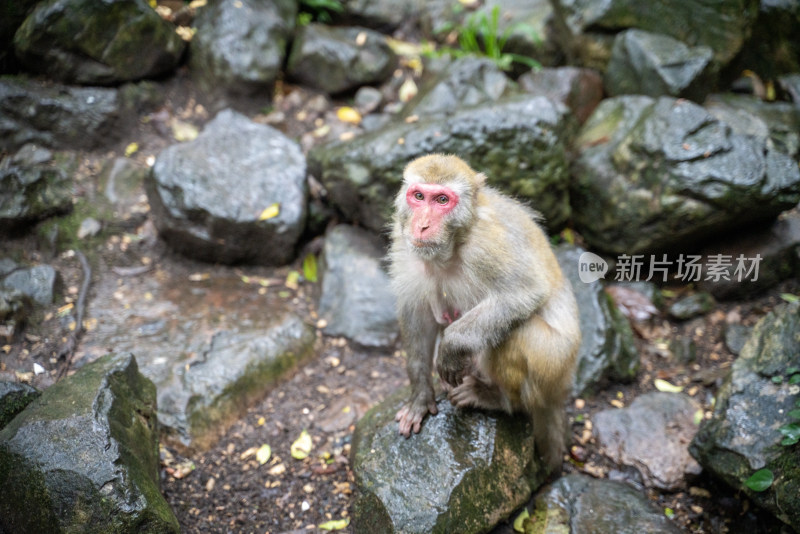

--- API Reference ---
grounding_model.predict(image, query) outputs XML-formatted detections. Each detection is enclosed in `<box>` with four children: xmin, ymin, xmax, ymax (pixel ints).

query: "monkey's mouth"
<box><xmin>410</xmin><ymin>238</ymin><xmax>437</xmax><ymax>248</ymax></box>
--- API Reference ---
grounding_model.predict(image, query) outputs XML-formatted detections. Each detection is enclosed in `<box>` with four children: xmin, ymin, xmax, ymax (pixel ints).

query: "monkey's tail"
<box><xmin>532</xmin><ymin>404</ymin><xmax>566</xmax><ymax>474</ymax></box>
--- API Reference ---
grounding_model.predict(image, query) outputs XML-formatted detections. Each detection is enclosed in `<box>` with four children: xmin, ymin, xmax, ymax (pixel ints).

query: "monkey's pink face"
<box><xmin>405</xmin><ymin>183</ymin><xmax>460</xmax><ymax>246</ymax></box>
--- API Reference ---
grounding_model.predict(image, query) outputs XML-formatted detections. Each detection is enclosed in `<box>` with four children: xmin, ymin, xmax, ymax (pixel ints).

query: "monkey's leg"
<box><xmin>395</xmin><ymin>313</ymin><xmax>440</xmax><ymax>437</ymax></box>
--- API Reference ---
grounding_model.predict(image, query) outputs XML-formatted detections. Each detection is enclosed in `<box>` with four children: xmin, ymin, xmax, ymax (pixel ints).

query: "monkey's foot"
<box><xmin>395</xmin><ymin>399</ymin><xmax>438</xmax><ymax>437</ymax></box>
<box><xmin>448</xmin><ymin>375</ymin><xmax>505</xmax><ymax>411</ymax></box>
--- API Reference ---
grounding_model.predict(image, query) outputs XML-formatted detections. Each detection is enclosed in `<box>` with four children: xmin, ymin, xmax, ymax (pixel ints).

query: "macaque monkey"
<box><xmin>389</xmin><ymin>154</ymin><xmax>581</xmax><ymax>471</ymax></box>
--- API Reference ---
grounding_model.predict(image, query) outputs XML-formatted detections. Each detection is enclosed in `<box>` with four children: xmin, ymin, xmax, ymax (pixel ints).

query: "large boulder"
<box><xmin>78</xmin><ymin>263</ymin><xmax>317</xmax><ymax>453</ymax></box>
<box><xmin>0</xmin><ymin>353</ymin><xmax>180</xmax><ymax>533</ymax></box>
<box><xmin>690</xmin><ymin>302</ymin><xmax>800</xmax><ymax>528</ymax></box>
<box><xmin>550</xmin><ymin>0</ymin><xmax>759</xmax><ymax>69</ymax></box>
<box><xmin>317</xmin><ymin>225</ymin><xmax>398</xmax><ymax>348</ymax></box>
<box><xmin>190</xmin><ymin>0</ymin><xmax>295</xmax><ymax>97</ymax></box>
<box><xmin>518</xmin><ymin>66</ymin><xmax>604</xmax><ymax>124</ymax></box>
<box><xmin>400</xmin><ymin>56</ymin><xmax>514</xmax><ymax>119</ymax></box>
<box><xmin>571</xmin><ymin>96</ymin><xmax>800</xmax><ymax>254</ymax></box>
<box><xmin>308</xmin><ymin>95</ymin><xmax>576</xmax><ymax>233</ymax></box>
<box><xmin>605</xmin><ymin>29</ymin><xmax>715</xmax><ymax>101</ymax></box>
<box><xmin>0</xmin><ymin>144</ymin><xmax>74</xmax><ymax>232</ymax></box>
<box><xmin>555</xmin><ymin>245</ymin><xmax>639</xmax><ymax>396</ymax></box>
<box><xmin>0</xmin><ymin>78</ymin><xmax>121</xmax><ymax>151</ymax></box>
<box><xmin>350</xmin><ymin>389</ymin><xmax>547</xmax><ymax>534</ymax></box>
<box><xmin>286</xmin><ymin>24</ymin><xmax>397</xmax><ymax>94</ymax></box>
<box><xmin>14</xmin><ymin>0</ymin><xmax>185</xmax><ymax>85</ymax></box>
<box><xmin>525</xmin><ymin>473</ymin><xmax>682</xmax><ymax>533</ymax></box>
<box><xmin>593</xmin><ymin>392</ymin><xmax>702</xmax><ymax>490</ymax></box>
<box><xmin>146</xmin><ymin>109</ymin><xmax>307</xmax><ymax>265</ymax></box>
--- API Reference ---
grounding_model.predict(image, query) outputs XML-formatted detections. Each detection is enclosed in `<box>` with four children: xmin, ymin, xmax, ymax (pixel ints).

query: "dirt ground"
<box><xmin>1</xmin><ymin>69</ymin><xmax>796</xmax><ymax>533</ymax></box>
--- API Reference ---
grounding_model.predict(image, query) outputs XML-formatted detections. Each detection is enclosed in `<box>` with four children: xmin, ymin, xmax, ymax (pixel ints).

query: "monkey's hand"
<box><xmin>395</xmin><ymin>391</ymin><xmax>438</xmax><ymax>438</ymax></box>
<box><xmin>436</xmin><ymin>340</ymin><xmax>470</xmax><ymax>388</ymax></box>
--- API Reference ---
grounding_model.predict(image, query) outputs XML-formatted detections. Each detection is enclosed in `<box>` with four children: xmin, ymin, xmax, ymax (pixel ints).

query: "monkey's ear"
<box><xmin>474</xmin><ymin>172</ymin><xmax>487</xmax><ymax>186</ymax></box>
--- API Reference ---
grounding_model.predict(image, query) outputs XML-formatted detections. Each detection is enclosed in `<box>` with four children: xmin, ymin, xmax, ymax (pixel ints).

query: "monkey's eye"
<box><xmin>435</xmin><ymin>195</ymin><xmax>449</xmax><ymax>205</ymax></box>
<box><xmin>413</xmin><ymin>191</ymin><xmax>424</xmax><ymax>201</ymax></box>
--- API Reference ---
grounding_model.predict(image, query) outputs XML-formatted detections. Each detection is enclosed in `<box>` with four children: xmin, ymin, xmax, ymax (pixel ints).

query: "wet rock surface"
<box><xmin>690</xmin><ymin>302</ymin><xmax>800</xmax><ymax>528</ymax></box>
<box><xmin>287</xmin><ymin>24</ymin><xmax>397</xmax><ymax>94</ymax></box>
<box><xmin>190</xmin><ymin>0</ymin><xmax>295</xmax><ymax>97</ymax></box>
<box><xmin>593</xmin><ymin>392</ymin><xmax>702</xmax><ymax>490</ymax></box>
<box><xmin>572</xmin><ymin>96</ymin><xmax>800</xmax><ymax>254</ymax></box>
<box><xmin>1</xmin><ymin>0</ymin><xmax>799</xmax><ymax>531</ymax></box>
<box><xmin>526</xmin><ymin>473</ymin><xmax>683</xmax><ymax>533</ymax></box>
<box><xmin>317</xmin><ymin>225</ymin><xmax>398</xmax><ymax>349</ymax></box>
<box><xmin>14</xmin><ymin>0</ymin><xmax>185</xmax><ymax>85</ymax></box>
<box><xmin>351</xmin><ymin>389</ymin><xmax>546</xmax><ymax>534</ymax></box>
<box><xmin>0</xmin><ymin>352</ymin><xmax>180</xmax><ymax>533</ymax></box>
<box><xmin>146</xmin><ymin>109</ymin><xmax>307</xmax><ymax>265</ymax></box>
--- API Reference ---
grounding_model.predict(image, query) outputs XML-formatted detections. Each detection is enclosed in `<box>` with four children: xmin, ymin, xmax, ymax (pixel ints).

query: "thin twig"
<box><xmin>57</xmin><ymin>250</ymin><xmax>91</xmax><ymax>379</ymax></box>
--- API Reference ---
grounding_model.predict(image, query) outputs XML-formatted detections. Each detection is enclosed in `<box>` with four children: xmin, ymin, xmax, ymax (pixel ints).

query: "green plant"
<box><xmin>433</xmin><ymin>5</ymin><xmax>541</xmax><ymax>72</ymax></box>
<box><xmin>297</xmin><ymin>0</ymin><xmax>343</xmax><ymax>25</ymax></box>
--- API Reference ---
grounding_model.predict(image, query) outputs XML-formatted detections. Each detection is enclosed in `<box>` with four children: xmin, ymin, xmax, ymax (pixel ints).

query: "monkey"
<box><xmin>389</xmin><ymin>154</ymin><xmax>581</xmax><ymax>471</ymax></box>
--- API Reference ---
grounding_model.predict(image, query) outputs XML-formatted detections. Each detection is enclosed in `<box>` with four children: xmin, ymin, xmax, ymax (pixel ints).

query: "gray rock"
<box><xmin>779</xmin><ymin>73</ymin><xmax>800</xmax><ymax>104</ymax></box>
<box><xmin>724</xmin><ymin>323</ymin><xmax>752</xmax><ymax>355</ymax></box>
<box><xmin>556</xmin><ymin>245</ymin><xmax>639</xmax><ymax>396</ymax></box>
<box><xmin>2</xmin><ymin>264</ymin><xmax>59</xmax><ymax>306</ymax></box>
<box><xmin>287</xmin><ymin>24</ymin><xmax>397</xmax><ymax>94</ymax></box>
<box><xmin>571</xmin><ymin>96</ymin><xmax>800</xmax><ymax>254</ymax></box>
<box><xmin>518</xmin><ymin>66</ymin><xmax>603</xmax><ymax>123</ymax></box>
<box><xmin>605</xmin><ymin>29</ymin><xmax>715</xmax><ymax>100</ymax></box>
<box><xmin>318</xmin><ymin>225</ymin><xmax>398</xmax><ymax>348</ymax></box>
<box><xmin>0</xmin><ymin>78</ymin><xmax>121</xmax><ymax>151</ymax></box>
<box><xmin>156</xmin><ymin>313</ymin><xmax>316</xmax><ymax>451</ymax></box>
<box><xmin>0</xmin><ymin>287</ymin><xmax>31</xmax><ymax>340</ymax></box>
<box><xmin>0</xmin><ymin>144</ymin><xmax>74</xmax><ymax>230</ymax></box>
<box><xmin>697</xmin><ymin>204</ymin><xmax>800</xmax><ymax>303</ymax></box>
<box><xmin>146</xmin><ymin>109</ymin><xmax>307</xmax><ymax>265</ymax></box>
<box><xmin>0</xmin><ymin>381</ymin><xmax>39</xmax><ymax>429</ymax></box>
<box><xmin>0</xmin><ymin>353</ymin><xmax>180</xmax><ymax>533</ymax></box>
<box><xmin>690</xmin><ymin>302</ymin><xmax>800</xmax><ymax>528</ymax></box>
<box><xmin>78</xmin><ymin>262</ymin><xmax>317</xmax><ymax>452</ymax></box>
<box><xmin>705</xmin><ymin>93</ymin><xmax>800</xmax><ymax>160</ymax></box>
<box><xmin>14</xmin><ymin>0</ymin><xmax>185</xmax><ymax>85</ymax></box>
<box><xmin>667</xmin><ymin>292</ymin><xmax>716</xmax><ymax>321</ymax></box>
<box><xmin>400</xmin><ymin>56</ymin><xmax>514</xmax><ymax>119</ymax></box>
<box><xmin>593</xmin><ymin>392</ymin><xmax>702</xmax><ymax>490</ymax></box>
<box><xmin>190</xmin><ymin>0</ymin><xmax>295</xmax><ymax>97</ymax></box>
<box><xmin>308</xmin><ymin>94</ymin><xmax>575</xmax><ymax>233</ymax></box>
<box><xmin>550</xmin><ymin>0</ymin><xmax>759</xmax><ymax>67</ymax></box>
<box><xmin>342</xmin><ymin>0</ymin><xmax>425</xmax><ymax>30</ymax></box>
<box><xmin>526</xmin><ymin>473</ymin><xmax>683</xmax><ymax>533</ymax></box>
<box><xmin>353</xmin><ymin>86</ymin><xmax>383</xmax><ymax>114</ymax></box>
<box><xmin>351</xmin><ymin>389</ymin><xmax>547</xmax><ymax>534</ymax></box>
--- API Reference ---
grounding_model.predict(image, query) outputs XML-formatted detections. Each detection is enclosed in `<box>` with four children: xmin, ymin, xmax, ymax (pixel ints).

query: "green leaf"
<box><xmin>302</xmin><ymin>253</ymin><xmax>318</xmax><ymax>283</ymax></box>
<box><xmin>788</xmin><ymin>373</ymin><xmax>800</xmax><ymax>385</ymax></box>
<box><xmin>779</xmin><ymin>293</ymin><xmax>800</xmax><ymax>303</ymax></box>
<box><xmin>664</xmin><ymin>507</ymin><xmax>675</xmax><ymax>518</ymax></box>
<box><xmin>744</xmin><ymin>468</ymin><xmax>774</xmax><ymax>492</ymax></box>
<box><xmin>786</xmin><ymin>367</ymin><xmax>799</xmax><ymax>374</ymax></box>
<box><xmin>771</xmin><ymin>375</ymin><xmax>784</xmax><ymax>384</ymax></box>
<box><xmin>778</xmin><ymin>422</ymin><xmax>800</xmax><ymax>441</ymax></box>
<box><xmin>788</xmin><ymin>409</ymin><xmax>800</xmax><ymax>419</ymax></box>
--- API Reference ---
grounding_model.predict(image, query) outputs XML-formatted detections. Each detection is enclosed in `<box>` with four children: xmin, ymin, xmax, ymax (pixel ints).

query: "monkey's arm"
<box><xmin>395</xmin><ymin>300</ymin><xmax>440</xmax><ymax>437</ymax></box>
<box><xmin>438</xmin><ymin>279</ymin><xmax>548</xmax><ymax>387</ymax></box>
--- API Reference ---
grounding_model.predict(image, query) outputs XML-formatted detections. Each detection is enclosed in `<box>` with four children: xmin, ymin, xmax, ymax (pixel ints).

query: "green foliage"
<box><xmin>432</xmin><ymin>5</ymin><xmax>541</xmax><ymax>72</ymax></box>
<box><xmin>297</xmin><ymin>0</ymin><xmax>343</xmax><ymax>25</ymax></box>
<box><xmin>744</xmin><ymin>468</ymin><xmax>774</xmax><ymax>492</ymax></box>
<box><xmin>302</xmin><ymin>253</ymin><xmax>318</xmax><ymax>283</ymax></box>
